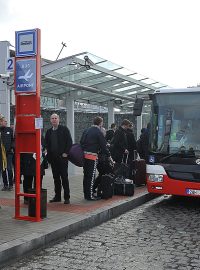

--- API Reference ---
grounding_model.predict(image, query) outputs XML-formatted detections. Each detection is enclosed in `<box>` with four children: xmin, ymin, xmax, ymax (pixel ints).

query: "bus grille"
<box><xmin>167</xmin><ymin>171</ymin><xmax>200</xmax><ymax>183</ymax></box>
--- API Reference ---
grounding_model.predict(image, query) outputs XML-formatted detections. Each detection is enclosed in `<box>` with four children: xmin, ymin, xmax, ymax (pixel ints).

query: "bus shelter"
<box><xmin>0</xmin><ymin>42</ymin><xmax>169</xmax><ymax>140</ymax></box>
<box><xmin>40</xmin><ymin>52</ymin><xmax>168</xmax><ymax>139</ymax></box>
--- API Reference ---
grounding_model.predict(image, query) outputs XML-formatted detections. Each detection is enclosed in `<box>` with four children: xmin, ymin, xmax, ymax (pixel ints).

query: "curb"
<box><xmin>0</xmin><ymin>192</ymin><xmax>158</xmax><ymax>267</ymax></box>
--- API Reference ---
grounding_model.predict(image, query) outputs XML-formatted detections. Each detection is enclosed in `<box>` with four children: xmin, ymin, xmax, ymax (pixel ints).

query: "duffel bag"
<box><xmin>68</xmin><ymin>143</ymin><xmax>84</xmax><ymax>167</ymax></box>
<box><xmin>114</xmin><ymin>176</ymin><xmax>134</xmax><ymax>196</ymax></box>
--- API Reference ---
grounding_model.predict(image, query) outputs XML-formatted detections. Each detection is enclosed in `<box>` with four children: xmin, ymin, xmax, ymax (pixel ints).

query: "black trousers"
<box><xmin>51</xmin><ymin>157</ymin><xmax>70</xmax><ymax>200</ymax></box>
<box><xmin>2</xmin><ymin>153</ymin><xmax>13</xmax><ymax>187</ymax></box>
<box><xmin>83</xmin><ymin>158</ymin><xmax>97</xmax><ymax>199</ymax></box>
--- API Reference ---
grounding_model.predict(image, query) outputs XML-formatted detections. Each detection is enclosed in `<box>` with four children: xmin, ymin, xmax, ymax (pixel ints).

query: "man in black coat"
<box><xmin>137</xmin><ymin>123</ymin><xmax>150</xmax><ymax>162</ymax></box>
<box><xmin>45</xmin><ymin>113</ymin><xmax>72</xmax><ymax>204</ymax></box>
<box><xmin>0</xmin><ymin>117</ymin><xmax>14</xmax><ymax>191</ymax></box>
<box><xmin>111</xmin><ymin>119</ymin><xmax>131</xmax><ymax>163</ymax></box>
<box><xmin>80</xmin><ymin>116</ymin><xmax>111</xmax><ymax>200</ymax></box>
<box><xmin>126</xmin><ymin>122</ymin><xmax>137</xmax><ymax>159</ymax></box>
<box><xmin>126</xmin><ymin>122</ymin><xmax>137</xmax><ymax>179</ymax></box>
<box><xmin>0</xmin><ymin>132</ymin><xmax>2</xmax><ymax>174</ymax></box>
<box><xmin>105</xmin><ymin>123</ymin><xmax>116</xmax><ymax>143</ymax></box>
<box><xmin>0</xmin><ymin>115</ymin><xmax>3</xmax><ymax>173</ymax></box>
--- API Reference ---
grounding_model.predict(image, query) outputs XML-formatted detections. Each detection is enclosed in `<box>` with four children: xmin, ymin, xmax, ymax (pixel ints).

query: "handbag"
<box><xmin>42</xmin><ymin>154</ymin><xmax>49</xmax><ymax>169</ymax></box>
<box><xmin>68</xmin><ymin>143</ymin><xmax>84</xmax><ymax>167</ymax></box>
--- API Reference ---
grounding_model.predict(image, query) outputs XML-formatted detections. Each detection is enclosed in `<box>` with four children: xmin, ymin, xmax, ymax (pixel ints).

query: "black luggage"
<box><xmin>133</xmin><ymin>159</ymin><xmax>146</xmax><ymax>186</ymax></box>
<box><xmin>97</xmin><ymin>174</ymin><xmax>114</xmax><ymax>199</ymax></box>
<box><xmin>113</xmin><ymin>154</ymin><xmax>130</xmax><ymax>178</ymax></box>
<box><xmin>114</xmin><ymin>176</ymin><xmax>134</xmax><ymax>196</ymax></box>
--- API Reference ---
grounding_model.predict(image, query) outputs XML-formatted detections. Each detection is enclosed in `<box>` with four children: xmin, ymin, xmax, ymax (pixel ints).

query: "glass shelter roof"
<box><xmin>41</xmin><ymin>52</ymin><xmax>169</xmax><ymax>112</ymax></box>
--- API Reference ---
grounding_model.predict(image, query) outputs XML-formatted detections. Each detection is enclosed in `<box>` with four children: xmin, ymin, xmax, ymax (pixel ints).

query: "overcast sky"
<box><xmin>1</xmin><ymin>0</ymin><xmax>200</xmax><ymax>88</ymax></box>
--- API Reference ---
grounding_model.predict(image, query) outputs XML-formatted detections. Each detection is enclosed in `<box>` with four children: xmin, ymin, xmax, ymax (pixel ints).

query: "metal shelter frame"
<box><xmin>40</xmin><ymin>52</ymin><xmax>169</xmax><ymax>112</ymax></box>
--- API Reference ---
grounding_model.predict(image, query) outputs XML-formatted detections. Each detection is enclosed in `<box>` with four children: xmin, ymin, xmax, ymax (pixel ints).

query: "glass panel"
<box><xmin>121</xmin><ymin>101</ymin><xmax>134</xmax><ymax>106</ymax></box>
<box><xmin>86</xmin><ymin>69</ymin><xmax>100</xmax><ymax>74</ymax></box>
<box><xmin>140</xmin><ymin>88</ymin><xmax>151</xmax><ymax>92</ymax></box>
<box><xmin>140</xmin><ymin>78</ymin><xmax>156</xmax><ymax>84</ymax></box>
<box><xmin>76</xmin><ymin>52</ymin><xmax>105</xmax><ymax>64</ymax></box>
<box><xmin>52</xmin><ymin>88</ymin><xmax>68</xmax><ymax>94</ymax></box>
<box><xmin>125</xmin><ymin>91</ymin><xmax>137</xmax><ymax>96</ymax></box>
<box><xmin>97</xmin><ymin>61</ymin><xmax>122</xmax><ymax>71</ymax></box>
<box><xmin>115</xmin><ymin>84</ymin><xmax>140</xmax><ymax>92</ymax></box>
<box><xmin>74</xmin><ymin>71</ymin><xmax>94</xmax><ymax>81</ymax></box>
<box><xmin>48</xmin><ymin>64</ymin><xmax>73</xmax><ymax>77</ymax></box>
<box><xmin>41</xmin><ymin>96</ymin><xmax>59</xmax><ymax>108</ymax></box>
<box><xmin>153</xmin><ymin>82</ymin><xmax>168</xmax><ymax>88</ymax></box>
<box><xmin>151</xmin><ymin>92</ymin><xmax>200</xmax><ymax>155</ymax></box>
<box><xmin>111</xmin><ymin>81</ymin><xmax>129</xmax><ymax>88</ymax></box>
<box><xmin>74</xmin><ymin>101</ymin><xmax>108</xmax><ymax>113</ymax></box>
<box><xmin>74</xmin><ymin>71</ymin><xmax>102</xmax><ymax>83</ymax></box>
<box><xmin>129</xmin><ymin>73</ymin><xmax>146</xmax><ymax>80</ymax></box>
<box><xmin>115</xmin><ymin>68</ymin><xmax>135</xmax><ymax>76</ymax></box>
<box><xmin>84</xmin><ymin>76</ymin><xmax>116</xmax><ymax>87</ymax></box>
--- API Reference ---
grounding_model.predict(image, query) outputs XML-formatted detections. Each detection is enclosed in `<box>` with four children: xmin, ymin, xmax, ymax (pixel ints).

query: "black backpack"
<box><xmin>97</xmin><ymin>174</ymin><xmax>114</xmax><ymax>199</ymax></box>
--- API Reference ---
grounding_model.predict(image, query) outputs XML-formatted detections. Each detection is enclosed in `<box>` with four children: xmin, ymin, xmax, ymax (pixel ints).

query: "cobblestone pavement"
<box><xmin>4</xmin><ymin>195</ymin><xmax>200</xmax><ymax>270</ymax></box>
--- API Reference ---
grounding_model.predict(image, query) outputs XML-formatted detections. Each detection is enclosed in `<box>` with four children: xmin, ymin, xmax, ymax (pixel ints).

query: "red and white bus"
<box><xmin>143</xmin><ymin>88</ymin><xmax>200</xmax><ymax>197</ymax></box>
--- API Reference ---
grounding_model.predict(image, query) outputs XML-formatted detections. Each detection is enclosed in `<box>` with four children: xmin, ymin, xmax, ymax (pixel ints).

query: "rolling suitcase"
<box><xmin>97</xmin><ymin>174</ymin><xmax>114</xmax><ymax>199</ymax></box>
<box><xmin>133</xmin><ymin>159</ymin><xmax>146</xmax><ymax>186</ymax></box>
<box><xmin>114</xmin><ymin>176</ymin><xmax>134</xmax><ymax>196</ymax></box>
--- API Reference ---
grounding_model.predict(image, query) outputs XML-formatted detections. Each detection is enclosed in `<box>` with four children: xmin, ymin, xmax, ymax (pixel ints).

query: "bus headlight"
<box><xmin>148</xmin><ymin>174</ymin><xmax>163</xmax><ymax>182</ymax></box>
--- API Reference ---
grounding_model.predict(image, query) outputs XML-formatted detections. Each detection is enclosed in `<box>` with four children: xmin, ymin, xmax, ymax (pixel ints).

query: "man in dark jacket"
<box><xmin>0</xmin><ymin>117</ymin><xmax>14</xmax><ymax>191</ymax></box>
<box><xmin>0</xmin><ymin>115</ymin><xmax>3</xmax><ymax>173</ymax></box>
<box><xmin>137</xmin><ymin>123</ymin><xmax>150</xmax><ymax>161</ymax></box>
<box><xmin>105</xmin><ymin>123</ymin><xmax>116</xmax><ymax>143</ymax></box>
<box><xmin>126</xmin><ymin>122</ymin><xmax>137</xmax><ymax>179</ymax></box>
<box><xmin>126</xmin><ymin>122</ymin><xmax>137</xmax><ymax>156</ymax></box>
<box><xmin>80</xmin><ymin>116</ymin><xmax>111</xmax><ymax>200</ymax></box>
<box><xmin>111</xmin><ymin>119</ymin><xmax>131</xmax><ymax>163</ymax></box>
<box><xmin>0</xmin><ymin>132</ymin><xmax>2</xmax><ymax>174</ymax></box>
<box><xmin>45</xmin><ymin>113</ymin><xmax>72</xmax><ymax>204</ymax></box>
<box><xmin>0</xmin><ymin>146</ymin><xmax>2</xmax><ymax>174</ymax></box>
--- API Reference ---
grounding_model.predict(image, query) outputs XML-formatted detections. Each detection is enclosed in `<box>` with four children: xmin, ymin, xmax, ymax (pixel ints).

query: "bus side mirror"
<box><xmin>133</xmin><ymin>98</ymin><xmax>144</xmax><ymax>116</ymax></box>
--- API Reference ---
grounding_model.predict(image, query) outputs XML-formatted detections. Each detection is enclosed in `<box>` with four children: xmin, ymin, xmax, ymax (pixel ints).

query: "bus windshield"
<box><xmin>150</xmin><ymin>92</ymin><xmax>200</xmax><ymax>156</ymax></box>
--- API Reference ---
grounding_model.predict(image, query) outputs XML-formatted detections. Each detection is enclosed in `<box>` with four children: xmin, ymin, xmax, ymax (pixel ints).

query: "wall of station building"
<box><xmin>10</xmin><ymin>106</ymin><xmax>137</xmax><ymax>143</ymax></box>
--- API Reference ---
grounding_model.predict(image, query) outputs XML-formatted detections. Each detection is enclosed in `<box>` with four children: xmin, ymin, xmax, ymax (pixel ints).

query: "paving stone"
<box><xmin>3</xmin><ymin>195</ymin><xmax>200</xmax><ymax>269</ymax></box>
